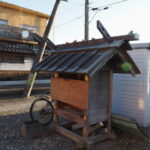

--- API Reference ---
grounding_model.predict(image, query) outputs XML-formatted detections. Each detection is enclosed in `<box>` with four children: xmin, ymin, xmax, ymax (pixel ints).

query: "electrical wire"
<box><xmin>92</xmin><ymin>0</ymin><xmax>127</xmax><ymax>10</ymax></box>
<box><xmin>54</xmin><ymin>15</ymin><xmax>84</xmax><ymax>28</ymax></box>
<box><xmin>89</xmin><ymin>0</ymin><xmax>128</xmax><ymax>23</ymax></box>
<box><xmin>52</xmin><ymin>15</ymin><xmax>84</xmax><ymax>42</ymax></box>
<box><xmin>89</xmin><ymin>7</ymin><xmax>109</xmax><ymax>23</ymax></box>
<box><xmin>89</xmin><ymin>11</ymin><xmax>99</xmax><ymax>23</ymax></box>
<box><xmin>68</xmin><ymin>1</ymin><xmax>85</xmax><ymax>7</ymax></box>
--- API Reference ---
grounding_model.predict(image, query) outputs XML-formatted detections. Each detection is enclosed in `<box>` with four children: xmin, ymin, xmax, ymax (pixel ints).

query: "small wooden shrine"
<box><xmin>33</xmin><ymin>21</ymin><xmax>140</xmax><ymax>148</ymax></box>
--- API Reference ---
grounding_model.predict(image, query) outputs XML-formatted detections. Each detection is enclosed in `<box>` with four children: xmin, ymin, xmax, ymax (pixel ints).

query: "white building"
<box><xmin>0</xmin><ymin>24</ymin><xmax>50</xmax><ymax>97</ymax></box>
<box><xmin>112</xmin><ymin>43</ymin><xmax>150</xmax><ymax>127</ymax></box>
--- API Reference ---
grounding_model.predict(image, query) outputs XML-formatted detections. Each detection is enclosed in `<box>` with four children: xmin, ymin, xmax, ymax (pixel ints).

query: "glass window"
<box><xmin>0</xmin><ymin>19</ymin><xmax>8</xmax><ymax>25</ymax></box>
<box><xmin>0</xmin><ymin>54</ymin><xmax>24</xmax><ymax>63</ymax></box>
<box><xmin>21</xmin><ymin>24</ymin><xmax>38</xmax><ymax>33</ymax></box>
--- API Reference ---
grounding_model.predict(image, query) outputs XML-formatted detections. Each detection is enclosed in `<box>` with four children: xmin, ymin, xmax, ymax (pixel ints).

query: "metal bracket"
<box><xmin>97</xmin><ymin>20</ymin><xmax>113</xmax><ymax>44</ymax></box>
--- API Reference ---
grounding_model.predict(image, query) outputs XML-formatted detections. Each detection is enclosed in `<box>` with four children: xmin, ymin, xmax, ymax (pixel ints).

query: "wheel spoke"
<box><xmin>30</xmin><ymin>97</ymin><xmax>54</xmax><ymax>125</ymax></box>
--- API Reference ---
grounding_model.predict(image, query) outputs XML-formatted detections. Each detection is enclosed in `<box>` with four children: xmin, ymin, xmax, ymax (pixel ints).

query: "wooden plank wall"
<box><xmin>51</xmin><ymin>78</ymin><xmax>89</xmax><ymax>110</ymax></box>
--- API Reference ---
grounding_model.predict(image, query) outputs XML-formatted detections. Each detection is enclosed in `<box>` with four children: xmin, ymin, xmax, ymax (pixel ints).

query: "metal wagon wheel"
<box><xmin>30</xmin><ymin>97</ymin><xmax>54</xmax><ymax>126</ymax></box>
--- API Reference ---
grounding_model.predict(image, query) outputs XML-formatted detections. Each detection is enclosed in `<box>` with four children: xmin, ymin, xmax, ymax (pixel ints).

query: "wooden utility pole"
<box><xmin>23</xmin><ymin>0</ymin><xmax>64</xmax><ymax>97</ymax></box>
<box><xmin>85</xmin><ymin>0</ymin><xmax>89</xmax><ymax>41</ymax></box>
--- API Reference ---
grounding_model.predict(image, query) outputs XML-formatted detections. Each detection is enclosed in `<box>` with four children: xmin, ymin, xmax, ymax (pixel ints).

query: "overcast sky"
<box><xmin>1</xmin><ymin>0</ymin><xmax>150</xmax><ymax>44</ymax></box>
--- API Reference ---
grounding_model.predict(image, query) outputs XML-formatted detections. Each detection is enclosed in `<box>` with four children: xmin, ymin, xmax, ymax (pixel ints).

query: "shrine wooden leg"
<box><xmin>54</xmin><ymin>100</ymin><xmax>59</xmax><ymax>125</ymax></box>
<box><xmin>107</xmin><ymin>71</ymin><xmax>113</xmax><ymax>135</ymax></box>
<box><xmin>82</xmin><ymin>110</ymin><xmax>89</xmax><ymax>139</ymax></box>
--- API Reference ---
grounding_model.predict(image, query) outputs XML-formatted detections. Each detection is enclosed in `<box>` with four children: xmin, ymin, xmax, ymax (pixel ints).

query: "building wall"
<box><xmin>0</xmin><ymin>56</ymin><xmax>33</xmax><ymax>71</ymax></box>
<box><xmin>112</xmin><ymin>49</ymin><xmax>148</xmax><ymax>127</ymax></box>
<box><xmin>88</xmin><ymin>71</ymin><xmax>108</xmax><ymax>125</ymax></box>
<box><xmin>0</xmin><ymin>4</ymin><xmax>48</xmax><ymax>36</ymax></box>
<box><xmin>145</xmin><ymin>51</ymin><xmax>150</xmax><ymax>126</ymax></box>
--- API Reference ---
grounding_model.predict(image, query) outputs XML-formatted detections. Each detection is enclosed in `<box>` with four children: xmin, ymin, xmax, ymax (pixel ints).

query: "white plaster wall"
<box><xmin>0</xmin><ymin>56</ymin><xmax>33</xmax><ymax>71</ymax></box>
<box><xmin>112</xmin><ymin>49</ymin><xmax>148</xmax><ymax>127</ymax></box>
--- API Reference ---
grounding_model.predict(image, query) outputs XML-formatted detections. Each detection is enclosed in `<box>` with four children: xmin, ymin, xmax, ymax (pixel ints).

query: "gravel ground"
<box><xmin>0</xmin><ymin>112</ymin><xmax>150</xmax><ymax>150</ymax></box>
<box><xmin>0</xmin><ymin>97</ymin><xmax>150</xmax><ymax>150</ymax></box>
<box><xmin>0</xmin><ymin>113</ymin><xmax>76</xmax><ymax>150</ymax></box>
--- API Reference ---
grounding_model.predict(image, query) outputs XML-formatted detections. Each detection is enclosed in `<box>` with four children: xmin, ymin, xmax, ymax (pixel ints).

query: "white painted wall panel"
<box><xmin>112</xmin><ymin>49</ymin><xmax>148</xmax><ymax>127</ymax></box>
<box><xmin>145</xmin><ymin>51</ymin><xmax>150</xmax><ymax>126</ymax></box>
<box><xmin>0</xmin><ymin>56</ymin><xmax>33</xmax><ymax>71</ymax></box>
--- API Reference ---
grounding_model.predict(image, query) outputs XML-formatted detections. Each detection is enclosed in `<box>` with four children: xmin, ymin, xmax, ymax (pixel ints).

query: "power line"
<box><xmin>91</xmin><ymin>0</ymin><xmax>127</xmax><ymax>11</ymax></box>
<box><xmin>89</xmin><ymin>7</ymin><xmax>109</xmax><ymax>23</ymax></box>
<box><xmin>54</xmin><ymin>15</ymin><xmax>84</xmax><ymax>28</ymax></box>
<box><xmin>89</xmin><ymin>11</ymin><xmax>99</xmax><ymax>24</ymax></box>
<box><xmin>89</xmin><ymin>0</ymin><xmax>128</xmax><ymax>23</ymax></box>
<box><xmin>68</xmin><ymin>1</ymin><xmax>85</xmax><ymax>6</ymax></box>
<box><xmin>52</xmin><ymin>15</ymin><xmax>84</xmax><ymax>42</ymax></box>
<box><xmin>53</xmin><ymin>0</ymin><xmax>128</xmax><ymax>41</ymax></box>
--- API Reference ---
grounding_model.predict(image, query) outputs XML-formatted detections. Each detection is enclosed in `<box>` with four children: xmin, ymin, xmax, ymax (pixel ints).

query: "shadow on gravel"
<box><xmin>0</xmin><ymin>112</ymin><xmax>150</xmax><ymax>150</ymax></box>
<box><xmin>0</xmin><ymin>112</ymin><xmax>75</xmax><ymax>150</ymax></box>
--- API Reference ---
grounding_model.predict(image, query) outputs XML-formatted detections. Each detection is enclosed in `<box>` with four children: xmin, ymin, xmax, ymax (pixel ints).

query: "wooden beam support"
<box><xmin>55</xmin><ymin>125</ymin><xmax>84</xmax><ymax>143</ymax></box>
<box><xmin>107</xmin><ymin>71</ymin><xmax>113</xmax><ymax>134</ymax></box>
<box><xmin>34</xmin><ymin>33</ymin><xmax>57</xmax><ymax>49</ymax></box>
<box><xmin>87</xmin><ymin>134</ymin><xmax>107</xmax><ymax>145</ymax></box>
<box><xmin>82</xmin><ymin>110</ymin><xmax>89</xmax><ymax>138</ymax></box>
<box><xmin>58</xmin><ymin>109</ymin><xmax>84</xmax><ymax>124</ymax></box>
<box><xmin>97</xmin><ymin>20</ymin><xmax>113</xmax><ymax>44</ymax></box>
<box><xmin>48</xmin><ymin>40</ymin><xmax>124</xmax><ymax>54</ymax></box>
<box><xmin>0</xmin><ymin>37</ymin><xmax>38</xmax><ymax>44</ymax></box>
<box><xmin>54</xmin><ymin>73</ymin><xmax>59</xmax><ymax>78</ymax></box>
<box><xmin>61</xmin><ymin>121</ymin><xmax>75</xmax><ymax>129</ymax></box>
<box><xmin>84</xmin><ymin>75</ymin><xmax>89</xmax><ymax>81</ymax></box>
<box><xmin>72</xmin><ymin>123</ymin><xmax>83</xmax><ymax>130</ymax></box>
<box><xmin>54</xmin><ymin>101</ymin><xmax>59</xmax><ymax>125</ymax></box>
<box><xmin>23</xmin><ymin>0</ymin><xmax>61</xmax><ymax>97</ymax></box>
<box><xmin>88</xmin><ymin>124</ymin><xmax>103</xmax><ymax>135</ymax></box>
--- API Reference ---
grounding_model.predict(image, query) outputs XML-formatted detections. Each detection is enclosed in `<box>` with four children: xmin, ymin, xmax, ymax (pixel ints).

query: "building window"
<box><xmin>21</xmin><ymin>24</ymin><xmax>38</xmax><ymax>33</ymax></box>
<box><xmin>0</xmin><ymin>54</ymin><xmax>24</xmax><ymax>63</ymax></box>
<box><xmin>0</xmin><ymin>19</ymin><xmax>8</xmax><ymax>25</ymax></box>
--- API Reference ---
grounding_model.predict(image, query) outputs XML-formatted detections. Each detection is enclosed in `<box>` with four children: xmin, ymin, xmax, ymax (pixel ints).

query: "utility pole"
<box><xmin>85</xmin><ymin>0</ymin><xmax>89</xmax><ymax>41</ymax></box>
<box><xmin>23</xmin><ymin>0</ymin><xmax>66</xmax><ymax>98</ymax></box>
<box><xmin>84</xmin><ymin>0</ymin><xmax>127</xmax><ymax>41</ymax></box>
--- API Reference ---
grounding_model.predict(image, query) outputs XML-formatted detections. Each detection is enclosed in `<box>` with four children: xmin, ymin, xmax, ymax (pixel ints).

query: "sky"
<box><xmin>1</xmin><ymin>0</ymin><xmax>150</xmax><ymax>44</ymax></box>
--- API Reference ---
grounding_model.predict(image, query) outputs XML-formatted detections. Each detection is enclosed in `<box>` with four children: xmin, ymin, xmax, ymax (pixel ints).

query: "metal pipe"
<box><xmin>85</xmin><ymin>0</ymin><xmax>89</xmax><ymax>41</ymax></box>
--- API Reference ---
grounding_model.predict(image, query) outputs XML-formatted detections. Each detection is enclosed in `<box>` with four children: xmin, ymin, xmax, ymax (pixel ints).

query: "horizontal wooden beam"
<box><xmin>49</xmin><ymin>40</ymin><xmax>124</xmax><ymax>54</ymax></box>
<box><xmin>55</xmin><ymin>125</ymin><xmax>84</xmax><ymax>143</ymax></box>
<box><xmin>0</xmin><ymin>37</ymin><xmax>38</xmax><ymax>45</ymax></box>
<box><xmin>87</xmin><ymin>134</ymin><xmax>107</xmax><ymax>145</ymax></box>
<box><xmin>56</xmin><ymin>33</ymin><xmax>139</xmax><ymax>49</ymax></box>
<box><xmin>58</xmin><ymin>109</ymin><xmax>84</xmax><ymax>124</ymax></box>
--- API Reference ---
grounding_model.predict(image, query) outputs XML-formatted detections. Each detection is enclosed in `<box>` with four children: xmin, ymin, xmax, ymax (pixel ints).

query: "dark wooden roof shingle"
<box><xmin>33</xmin><ymin>39</ymin><xmax>140</xmax><ymax>76</ymax></box>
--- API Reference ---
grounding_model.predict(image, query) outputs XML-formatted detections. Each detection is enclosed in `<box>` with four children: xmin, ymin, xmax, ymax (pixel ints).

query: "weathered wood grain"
<box><xmin>51</xmin><ymin>78</ymin><xmax>89</xmax><ymax>110</ymax></box>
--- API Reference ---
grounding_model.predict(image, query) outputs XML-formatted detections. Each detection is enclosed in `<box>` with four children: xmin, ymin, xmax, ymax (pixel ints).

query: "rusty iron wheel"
<box><xmin>30</xmin><ymin>97</ymin><xmax>54</xmax><ymax>126</ymax></box>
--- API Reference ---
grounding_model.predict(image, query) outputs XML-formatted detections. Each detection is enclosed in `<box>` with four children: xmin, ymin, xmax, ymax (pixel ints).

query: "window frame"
<box><xmin>0</xmin><ymin>19</ymin><xmax>8</xmax><ymax>25</ymax></box>
<box><xmin>0</xmin><ymin>54</ymin><xmax>24</xmax><ymax>64</ymax></box>
<box><xmin>21</xmin><ymin>24</ymin><xmax>38</xmax><ymax>33</ymax></box>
